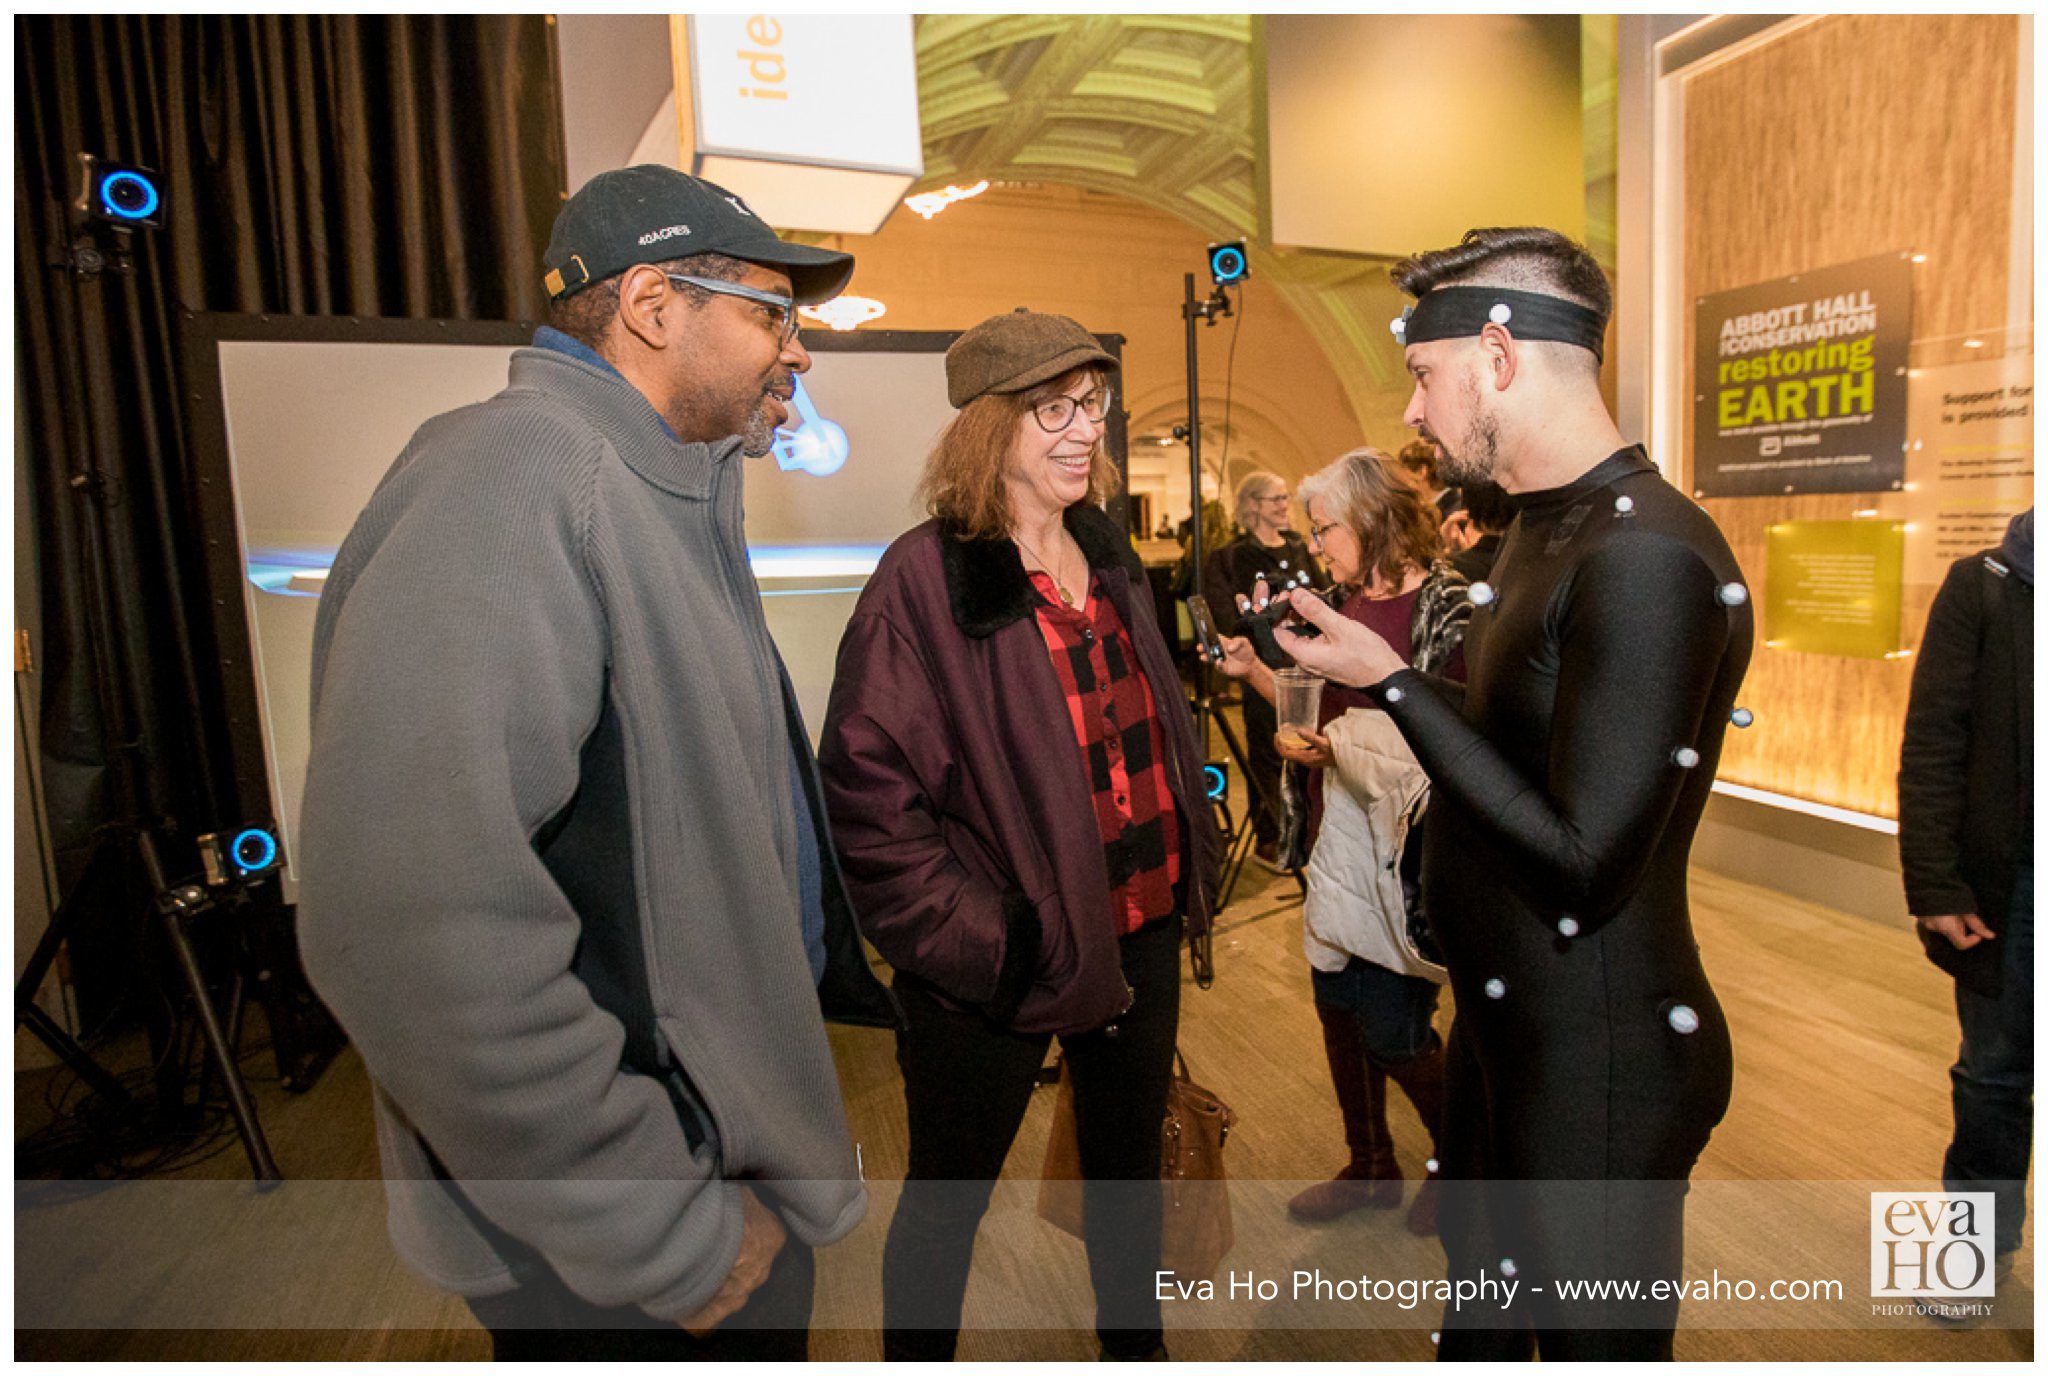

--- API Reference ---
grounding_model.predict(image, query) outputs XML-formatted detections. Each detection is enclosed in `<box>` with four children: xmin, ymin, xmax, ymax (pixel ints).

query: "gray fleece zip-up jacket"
<box><xmin>296</xmin><ymin>347</ymin><xmax>896</xmax><ymax>1321</ymax></box>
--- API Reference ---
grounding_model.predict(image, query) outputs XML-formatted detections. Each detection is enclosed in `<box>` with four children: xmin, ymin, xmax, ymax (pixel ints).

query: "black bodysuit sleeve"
<box><xmin>1375</xmin><ymin>532</ymin><xmax>1730</xmax><ymax>929</ymax></box>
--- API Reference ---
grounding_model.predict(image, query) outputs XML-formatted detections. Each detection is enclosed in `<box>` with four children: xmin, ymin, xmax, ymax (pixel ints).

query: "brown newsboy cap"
<box><xmin>946</xmin><ymin>308</ymin><xmax>1118</xmax><ymax>409</ymax></box>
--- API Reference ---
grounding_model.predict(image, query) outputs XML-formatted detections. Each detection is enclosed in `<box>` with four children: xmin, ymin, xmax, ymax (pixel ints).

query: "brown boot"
<box><xmin>1289</xmin><ymin>1007</ymin><xmax>1401</xmax><ymax>1222</ymax></box>
<box><xmin>1380</xmin><ymin>1035</ymin><xmax>1447</xmax><ymax>1237</ymax></box>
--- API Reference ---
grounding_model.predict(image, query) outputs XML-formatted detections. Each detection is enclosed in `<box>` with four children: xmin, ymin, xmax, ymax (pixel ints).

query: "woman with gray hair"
<box><xmin>1217</xmin><ymin>448</ymin><xmax>1468</xmax><ymax>1233</ymax></box>
<box><xmin>1202</xmin><ymin>471</ymin><xmax>1326</xmax><ymax>864</ymax></box>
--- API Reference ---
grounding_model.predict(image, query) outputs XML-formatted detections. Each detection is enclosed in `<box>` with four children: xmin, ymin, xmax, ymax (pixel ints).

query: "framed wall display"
<box><xmin>1692</xmin><ymin>251</ymin><xmax>1915</xmax><ymax>498</ymax></box>
<box><xmin>1646</xmin><ymin>13</ymin><xmax>2026</xmax><ymax>819</ymax></box>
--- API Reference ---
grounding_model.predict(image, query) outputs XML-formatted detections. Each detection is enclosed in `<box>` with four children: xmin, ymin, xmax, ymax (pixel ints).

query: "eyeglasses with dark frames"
<box><xmin>1031</xmin><ymin>385</ymin><xmax>1115</xmax><ymax>434</ymax></box>
<box><xmin>665</xmin><ymin>273</ymin><xmax>800</xmax><ymax>347</ymax></box>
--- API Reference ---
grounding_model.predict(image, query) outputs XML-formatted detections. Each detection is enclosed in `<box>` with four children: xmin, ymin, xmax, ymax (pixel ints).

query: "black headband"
<box><xmin>1391</xmin><ymin>286</ymin><xmax>1606</xmax><ymax>362</ymax></box>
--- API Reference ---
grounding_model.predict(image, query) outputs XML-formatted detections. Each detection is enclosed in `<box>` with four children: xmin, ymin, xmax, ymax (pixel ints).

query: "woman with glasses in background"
<box><xmin>1203</xmin><ymin>471</ymin><xmax>1327</xmax><ymax>866</ymax></box>
<box><xmin>820</xmin><ymin>309</ymin><xmax>1218</xmax><ymax>1361</ymax></box>
<box><xmin>1217</xmin><ymin>448</ymin><xmax>1468</xmax><ymax>1235</ymax></box>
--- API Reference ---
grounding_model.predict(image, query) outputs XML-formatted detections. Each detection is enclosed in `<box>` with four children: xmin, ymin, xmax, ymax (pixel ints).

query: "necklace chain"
<box><xmin>1015</xmin><ymin>529</ymin><xmax>1080</xmax><ymax>607</ymax></box>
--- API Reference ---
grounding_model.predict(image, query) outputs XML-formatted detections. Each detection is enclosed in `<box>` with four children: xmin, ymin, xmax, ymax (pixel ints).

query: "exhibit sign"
<box><xmin>678</xmin><ymin>14</ymin><xmax>922</xmax><ymax>234</ymax></box>
<box><xmin>1763</xmin><ymin>519</ymin><xmax>1906</xmax><ymax>659</ymax></box>
<box><xmin>1901</xmin><ymin>351</ymin><xmax>2034</xmax><ymax>590</ymax></box>
<box><xmin>1694</xmin><ymin>253</ymin><xmax>1914</xmax><ymax>498</ymax></box>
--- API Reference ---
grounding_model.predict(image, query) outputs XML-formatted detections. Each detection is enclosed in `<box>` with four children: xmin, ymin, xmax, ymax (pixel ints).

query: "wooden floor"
<box><xmin>15</xmin><ymin>863</ymin><xmax>2032</xmax><ymax>1362</ymax></box>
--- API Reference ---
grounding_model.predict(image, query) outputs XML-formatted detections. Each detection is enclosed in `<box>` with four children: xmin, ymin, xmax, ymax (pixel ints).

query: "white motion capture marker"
<box><xmin>1430</xmin><ymin>1333</ymin><xmax>1441</xmax><ymax>1347</ymax></box>
<box><xmin>1489</xmin><ymin>302</ymin><xmax>1513</xmax><ymax>325</ymax></box>
<box><xmin>1667</xmin><ymin>1003</ymin><xmax>1701</xmax><ymax>1035</ymax></box>
<box><xmin>1558</xmin><ymin>917</ymin><xmax>1580</xmax><ymax>938</ymax></box>
<box><xmin>1672</xmin><ymin>746</ymin><xmax>1700</xmax><ymax>769</ymax></box>
<box><xmin>1731</xmin><ymin>707</ymin><xmax>1755</xmax><ymax>729</ymax></box>
<box><xmin>1485</xmin><ymin>978</ymin><xmax>1507</xmax><ymax>1000</ymax></box>
<box><xmin>1390</xmin><ymin>315</ymin><xmax>1408</xmax><ymax>339</ymax></box>
<box><xmin>1500</xmin><ymin>1258</ymin><xmax>1519</xmax><ymax>1278</ymax></box>
<box><xmin>1468</xmin><ymin>580</ymin><xmax>1496</xmax><ymax>606</ymax></box>
<box><xmin>1425</xmin><ymin>1157</ymin><xmax>1440</xmax><ymax>1174</ymax></box>
<box><xmin>1384</xmin><ymin>686</ymin><xmax>1405</xmax><ymax>704</ymax></box>
<box><xmin>1716</xmin><ymin>582</ymin><xmax>1749</xmax><ymax>607</ymax></box>
<box><xmin>1614</xmin><ymin>494</ymin><xmax>1635</xmax><ymax>515</ymax></box>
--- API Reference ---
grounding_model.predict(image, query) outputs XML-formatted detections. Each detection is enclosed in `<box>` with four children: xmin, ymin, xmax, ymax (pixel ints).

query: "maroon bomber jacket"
<box><xmin>818</xmin><ymin>503</ymin><xmax>1220</xmax><ymax>1037</ymax></box>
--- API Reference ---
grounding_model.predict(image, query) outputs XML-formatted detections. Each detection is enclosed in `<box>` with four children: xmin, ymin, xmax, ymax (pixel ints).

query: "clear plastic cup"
<box><xmin>1274</xmin><ymin>668</ymin><xmax>1325</xmax><ymax>751</ymax></box>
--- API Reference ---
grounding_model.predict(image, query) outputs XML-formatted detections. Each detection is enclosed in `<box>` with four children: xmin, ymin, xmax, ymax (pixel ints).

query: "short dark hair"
<box><xmin>1454</xmin><ymin>480</ymin><xmax>1516</xmax><ymax>534</ymax></box>
<box><xmin>1391</xmin><ymin>227</ymin><xmax>1612</xmax><ymax>329</ymax></box>
<box><xmin>545</xmin><ymin>251</ymin><xmax>753</xmax><ymax>352</ymax></box>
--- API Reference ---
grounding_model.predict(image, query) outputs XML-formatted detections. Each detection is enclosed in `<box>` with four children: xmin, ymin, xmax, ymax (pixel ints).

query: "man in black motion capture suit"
<box><xmin>1271</xmin><ymin>228</ymin><xmax>1753</xmax><ymax>1360</ymax></box>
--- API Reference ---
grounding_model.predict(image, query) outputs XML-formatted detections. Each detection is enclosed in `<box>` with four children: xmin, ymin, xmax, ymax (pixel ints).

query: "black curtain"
<box><xmin>15</xmin><ymin>17</ymin><xmax>565</xmax><ymax>1006</ymax></box>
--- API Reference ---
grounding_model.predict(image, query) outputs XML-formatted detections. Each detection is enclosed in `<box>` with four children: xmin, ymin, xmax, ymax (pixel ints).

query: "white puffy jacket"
<box><xmin>1301</xmin><ymin>707</ymin><xmax>1448</xmax><ymax>983</ymax></box>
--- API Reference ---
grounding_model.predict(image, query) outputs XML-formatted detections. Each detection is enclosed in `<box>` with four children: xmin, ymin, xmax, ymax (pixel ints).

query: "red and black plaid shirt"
<box><xmin>1026</xmin><ymin>571</ymin><xmax>1183</xmax><ymax>936</ymax></box>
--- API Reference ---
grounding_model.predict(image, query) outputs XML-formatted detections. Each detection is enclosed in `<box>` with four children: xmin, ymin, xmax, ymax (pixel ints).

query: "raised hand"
<box><xmin>1271</xmin><ymin>588</ymin><xmax>1405</xmax><ymax>688</ymax></box>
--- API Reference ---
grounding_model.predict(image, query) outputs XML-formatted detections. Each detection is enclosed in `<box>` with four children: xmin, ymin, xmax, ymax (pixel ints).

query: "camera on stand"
<box><xmin>1207</xmin><ymin>240</ymin><xmax>1249</xmax><ymax>288</ymax></box>
<box><xmin>79</xmin><ymin>154</ymin><xmax>165</xmax><ymax>230</ymax></box>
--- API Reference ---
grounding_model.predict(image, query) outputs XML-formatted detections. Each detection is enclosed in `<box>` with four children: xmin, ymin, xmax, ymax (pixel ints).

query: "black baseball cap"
<box><xmin>543</xmin><ymin>165</ymin><xmax>855</xmax><ymax>305</ymax></box>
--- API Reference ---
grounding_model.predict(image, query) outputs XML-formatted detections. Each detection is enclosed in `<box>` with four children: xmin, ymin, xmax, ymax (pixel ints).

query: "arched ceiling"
<box><xmin>910</xmin><ymin>14</ymin><xmax>1411</xmax><ymax>432</ymax></box>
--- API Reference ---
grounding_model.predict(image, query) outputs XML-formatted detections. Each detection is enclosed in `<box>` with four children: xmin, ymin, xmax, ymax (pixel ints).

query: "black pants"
<box><xmin>466</xmin><ymin>1232</ymin><xmax>814</xmax><ymax>1362</ymax></box>
<box><xmin>1944</xmin><ymin>863</ymin><xmax>2033</xmax><ymax>1258</ymax></box>
<box><xmin>1434</xmin><ymin>1020</ymin><xmax>1701</xmax><ymax>1362</ymax></box>
<box><xmin>882</xmin><ymin>918</ymin><xmax>1183</xmax><ymax>1361</ymax></box>
<box><xmin>1242</xmin><ymin>689</ymin><xmax>1282</xmax><ymax>846</ymax></box>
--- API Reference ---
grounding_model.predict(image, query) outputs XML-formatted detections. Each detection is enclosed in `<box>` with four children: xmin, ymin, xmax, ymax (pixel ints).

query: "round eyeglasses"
<box><xmin>1031</xmin><ymin>386</ymin><xmax>1114</xmax><ymax>434</ymax></box>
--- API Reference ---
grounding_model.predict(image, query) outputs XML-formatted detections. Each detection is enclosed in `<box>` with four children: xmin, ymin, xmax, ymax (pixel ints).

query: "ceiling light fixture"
<box><xmin>902</xmin><ymin>180</ymin><xmax>990</xmax><ymax>220</ymax></box>
<box><xmin>799</xmin><ymin>294</ymin><xmax>888</xmax><ymax>332</ymax></box>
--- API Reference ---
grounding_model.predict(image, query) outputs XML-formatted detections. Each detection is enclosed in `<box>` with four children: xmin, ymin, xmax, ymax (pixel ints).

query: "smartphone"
<box><xmin>1185</xmin><ymin>594</ymin><xmax>1227</xmax><ymax>664</ymax></box>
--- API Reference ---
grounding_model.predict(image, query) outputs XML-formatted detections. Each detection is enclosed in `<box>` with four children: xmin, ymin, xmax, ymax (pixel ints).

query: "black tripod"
<box><xmin>1191</xmin><ymin>682</ymin><xmax>1302</xmax><ymax>910</ymax></box>
<box><xmin>16</xmin><ymin>826</ymin><xmax>282</xmax><ymax>1182</ymax></box>
<box><xmin>17</xmin><ymin>180</ymin><xmax>281</xmax><ymax>1183</ymax></box>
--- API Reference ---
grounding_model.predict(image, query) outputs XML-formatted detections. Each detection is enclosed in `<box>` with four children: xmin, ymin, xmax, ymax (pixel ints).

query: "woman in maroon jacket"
<box><xmin>819</xmin><ymin>310</ymin><xmax>1219</xmax><ymax>1361</ymax></box>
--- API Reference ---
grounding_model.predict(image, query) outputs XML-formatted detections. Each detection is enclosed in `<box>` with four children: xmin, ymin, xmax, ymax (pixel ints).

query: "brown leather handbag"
<box><xmin>1036</xmin><ymin>1050</ymin><xmax>1236</xmax><ymax>1280</ymax></box>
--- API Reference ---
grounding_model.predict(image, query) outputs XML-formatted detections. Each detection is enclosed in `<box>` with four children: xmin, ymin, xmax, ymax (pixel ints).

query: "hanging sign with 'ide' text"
<box><xmin>1692</xmin><ymin>252</ymin><xmax>1915</xmax><ymax>498</ymax></box>
<box><xmin>682</xmin><ymin>14</ymin><xmax>922</xmax><ymax>235</ymax></box>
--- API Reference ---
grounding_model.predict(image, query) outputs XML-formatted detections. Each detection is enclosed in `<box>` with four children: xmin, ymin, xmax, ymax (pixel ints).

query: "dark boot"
<box><xmin>1380</xmin><ymin>1034</ymin><xmax>1447</xmax><ymax>1237</ymax></box>
<box><xmin>1290</xmin><ymin>1006</ymin><xmax>1400</xmax><ymax>1221</ymax></box>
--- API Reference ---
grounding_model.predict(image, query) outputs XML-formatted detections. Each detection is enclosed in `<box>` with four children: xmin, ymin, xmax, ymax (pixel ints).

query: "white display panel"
<box><xmin>214</xmin><ymin>335</ymin><xmax>958</xmax><ymax>893</ymax></box>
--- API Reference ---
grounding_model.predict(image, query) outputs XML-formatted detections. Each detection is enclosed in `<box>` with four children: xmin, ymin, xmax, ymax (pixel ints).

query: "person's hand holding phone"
<box><xmin>1270</xmin><ymin>587</ymin><xmax>1406</xmax><ymax>689</ymax></box>
<box><xmin>1215</xmin><ymin>634</ymin><xmax>1258</xmax><ymax>681</ymax></box>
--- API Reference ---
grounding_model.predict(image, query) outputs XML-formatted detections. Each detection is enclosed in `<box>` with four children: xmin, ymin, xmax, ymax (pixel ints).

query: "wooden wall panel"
<box><xmin>1680</xmin><ymin>13</ymin><xmax>2021</xmax><ymax>816</ymax></box>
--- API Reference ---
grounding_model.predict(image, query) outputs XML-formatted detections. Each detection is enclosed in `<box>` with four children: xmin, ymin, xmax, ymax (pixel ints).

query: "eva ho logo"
<box><xmin>1870</xmin><ymin>1192</ymin><xmax>1994</xmax><ymax>1298</ymax></box>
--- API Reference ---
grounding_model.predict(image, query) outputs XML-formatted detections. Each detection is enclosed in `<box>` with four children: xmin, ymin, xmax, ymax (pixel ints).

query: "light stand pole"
<box><xmin>1177</xmin><ymin>271</ymin><xmax>1234</xmax><ymax>754</ymax></box>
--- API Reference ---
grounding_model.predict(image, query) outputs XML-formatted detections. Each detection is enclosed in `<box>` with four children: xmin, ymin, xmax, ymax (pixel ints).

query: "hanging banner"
<box><xmin>677</xmin><ymin>14</ymin><xmax>923</xmax><ymax>234</ymax></box>
<box><xmin>1693</xmin><ymin>252</ymin><xmax>1915</xmax><ymax>498</ymax></box>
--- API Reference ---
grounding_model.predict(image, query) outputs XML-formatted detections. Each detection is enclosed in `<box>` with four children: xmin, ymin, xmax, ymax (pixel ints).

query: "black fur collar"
<box><xmin>939</xmin><ymin>504</ymin><xmax>1138</xmax><ymax>638</ymax></box>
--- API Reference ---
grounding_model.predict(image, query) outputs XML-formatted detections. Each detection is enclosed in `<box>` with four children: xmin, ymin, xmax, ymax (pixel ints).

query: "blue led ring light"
<box><xmin>1209</xmin><ymin>245</ymin><xmax>1247</xmax><ymax>285</ymax></box>
<box><xmin>231</xmin><ymin>828</ymin><xmax>278</xmax><ymax>874</ymax></box>
<box><xmin>99</xmin><ymin>170</ymin><xmax>160</xmax><ymax>222</ymax></box>
<box><xmin>1203</xmin><ymin>764</ymin><xmax>1228</xmax><ymax>801</ymax></box>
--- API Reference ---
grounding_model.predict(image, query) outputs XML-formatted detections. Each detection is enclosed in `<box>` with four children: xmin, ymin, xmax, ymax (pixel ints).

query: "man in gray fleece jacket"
<box><xmin>296</xmin><ymin>167</ymin><xmax>898</xmax><ymax>1360</ymax></box>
